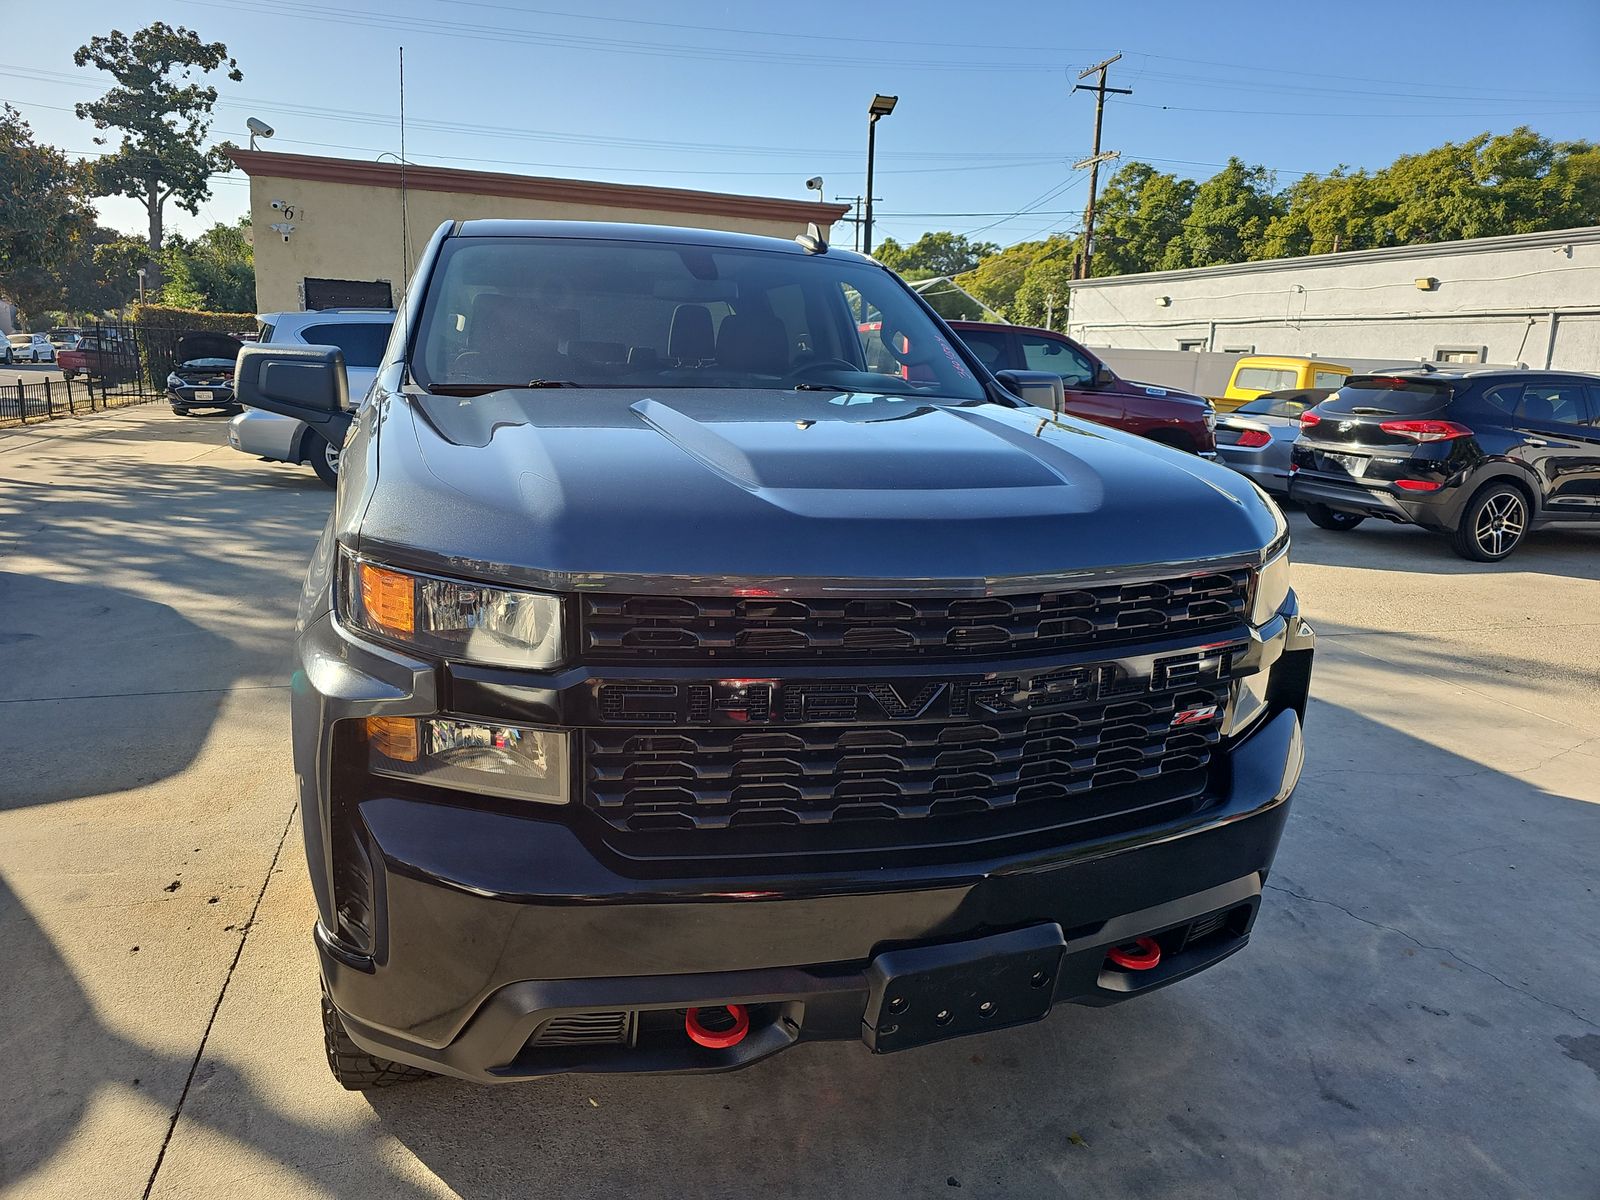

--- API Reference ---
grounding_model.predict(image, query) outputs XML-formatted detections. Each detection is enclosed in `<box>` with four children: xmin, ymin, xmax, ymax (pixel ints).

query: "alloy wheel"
<box><xmin>1474</xmin><ymin>492</ymin><xmax>1525</xmax><ymax>557</ymax></box>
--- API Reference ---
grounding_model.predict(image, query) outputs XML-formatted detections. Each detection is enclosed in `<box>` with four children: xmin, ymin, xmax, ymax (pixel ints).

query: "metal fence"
<box><xmin>1</xmin><ymin>322</ymin><xmax>162</xmax><ymax>428</ymax></box>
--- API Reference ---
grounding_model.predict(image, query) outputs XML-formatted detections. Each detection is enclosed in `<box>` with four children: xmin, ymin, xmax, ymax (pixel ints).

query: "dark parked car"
<box><xmin>1214</xmin><ymin>389</ymin><xmax>1331</xmax><ymax>495</ymax></box>
<box><xmin>235</xmin><ymin>220</ymin><xmax>1313</xmax><ymax>1089</ymax></box>
<box><xmin>947</xmin><ymin>321</ymin><xmax>1217</xmax><ymax>455</ymax></box>
<box><xmin>1289</xmin><ymin>368</ymin><xmax>1600</xmax><ymax>560</ymax></box>
<box><xmin>166</xmin><ymin>332</ymin><xmax>244</xmax><ymax>415</ymax></box>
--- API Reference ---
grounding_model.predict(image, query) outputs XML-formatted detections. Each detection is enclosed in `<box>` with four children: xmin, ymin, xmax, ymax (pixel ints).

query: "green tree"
<box><xmin>1010</xmin><ymin>240</ymin><xmax>1077</xmax><ymax>327</ymax></box>
<box><xmin>1089</xmin><ymin>163</ymin><xmax>1196</xmax><ymax>275</ymax></box>
<box><xmin>1260</xmin><ymin>168</ymin><xmax>1383</xmax><ymax>258</ymax></box>
<box><xmin>0</xmin><ymin>105</ymin><xmax>94</xmax><ymax>320</ymax></box>
<box><xmin>1369</xmin><ymin>128</ymin><xmax>1600</xmax><ymax>245</ymax></box>
<box><xmin>875</xmin><ymin>231</ymin><xmax>1000</xmax><ymax>277</ymax></box>
<box><xmin>48</xmin><ymin>225</ymin><xmax>146</xmax><ymax>318</ymax></box>
<box><xmin>74</xmin><ymin>22</ymin><xmax>242</xmax><ymax>279</ymax></box>
<box><xmin>955</xmin><ymin>239</ymin><xmax>1049</xmax><ymax>317</ymax></box>
<box><xmin>1180</xmin><ymin>157</ymin><xmax>1282</xmax><ymax>267</ymax></box>
<box><xmin>158</xmin><ymin>216</ymin><xmax>254</xmax><ymax>311</ymax></box>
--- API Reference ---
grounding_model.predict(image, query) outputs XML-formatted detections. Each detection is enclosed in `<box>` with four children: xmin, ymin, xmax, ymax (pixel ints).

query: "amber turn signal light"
<box><xmin>359</xmin><ymin>563</ymin><xmax>416</xmax><ymax>636</ymax></box>
<box><xmin>366</xmin><ymin>715</ymin><xmax>420</xmax><ymax>762</ymax></box>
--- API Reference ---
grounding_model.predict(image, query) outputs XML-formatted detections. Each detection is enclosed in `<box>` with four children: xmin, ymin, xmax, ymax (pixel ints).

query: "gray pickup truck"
<box><xmin>236</xmin><ymin>220</ymin><xmax>1314</xmax><ymax>1089</ymax></box>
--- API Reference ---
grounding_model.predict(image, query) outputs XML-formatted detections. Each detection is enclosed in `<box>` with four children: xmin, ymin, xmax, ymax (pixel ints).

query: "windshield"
<box><xmin>410</xmin><ymin>235</ymin><xmax>985</xmax><ymax>400</ymax></box>
<box><xmin>1321</xmin><ymin>376</ymin><xmax>1454</xmax><ymax>417</ymax></box>
<box><xmin>1234</xmin><ymin>366</ymin><xmax>1298</xmax><ymax>392</ymax></box>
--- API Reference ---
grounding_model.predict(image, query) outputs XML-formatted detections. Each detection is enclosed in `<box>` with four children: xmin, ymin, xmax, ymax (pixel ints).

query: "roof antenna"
<box><xmin>398</xmin><ymin>45</ymin><xmax>412</xmax><ymax>384</ymax></box>
<box><xmin>795</xmin><ymin>221</ymin><xmax>828</xmax><ymax>254</ymax></box>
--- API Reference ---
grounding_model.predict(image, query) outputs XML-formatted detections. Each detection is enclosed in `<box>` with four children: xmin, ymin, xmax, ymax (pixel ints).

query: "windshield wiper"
<box><xmin>526</xmin><ymin>379</ymin><xmax>583</xmax><ymax>388</ymax></box>
<box><xmin>792</xmin><ymin>381</ymin><xmax>849</xmax><ymax>392</ymax></box>
<box><xmin>1348</xmin><ymin>406</ymin><xmax>1396</xmax><ymax>415</ymax></box>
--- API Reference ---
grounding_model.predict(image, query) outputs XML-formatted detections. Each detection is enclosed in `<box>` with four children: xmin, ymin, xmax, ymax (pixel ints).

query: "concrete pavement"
<box><xmin>2</xmin><ymin>406</ymin><xmax>1597</xmax><ymax>1198</ymax></box>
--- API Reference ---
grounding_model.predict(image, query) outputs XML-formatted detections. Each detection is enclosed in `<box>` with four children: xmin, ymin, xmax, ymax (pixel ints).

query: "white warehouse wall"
<box><xmin>1066</xmin><ymin>226</ymin><xmax>1600</xmax><ymax>371</ymax></box>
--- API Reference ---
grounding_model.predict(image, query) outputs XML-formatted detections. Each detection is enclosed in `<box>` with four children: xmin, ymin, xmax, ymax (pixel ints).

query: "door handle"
<box><xmin>1522</xmin><ymin>437</ymin><xmax>1548</xmax><ymax>447</ymax></box>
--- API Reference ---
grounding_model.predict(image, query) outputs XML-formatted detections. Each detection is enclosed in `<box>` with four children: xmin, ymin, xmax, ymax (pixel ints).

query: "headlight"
<box><xmin>340</xmin><ymin>553</ymin><xmax>564</xmax><ymax>668</ymax></box>
<box><xmin>1251</xmin><ymin>543</ymin><xmax>1291</xmax><ymax>625</ymax></box>
<box><xmin>365</xmin><ymin>715</ymin><xmax>568</xmax><ymax>804</ymax></box>
<box><xmin>166</xmin><ymin>373</ymin><xmax>182</xmax><ymax>388</ymax></box>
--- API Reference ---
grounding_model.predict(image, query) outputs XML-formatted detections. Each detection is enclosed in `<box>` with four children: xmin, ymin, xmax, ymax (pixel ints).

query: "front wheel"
<box><xmin>1303</xmin><ymin>502</ymin><xmax>1366</xmax><ymax>532</ymax></box>
<box><xmin>321</xmin><ymin>986</ymin><xmax>432</xmax><ymax>1091</ymax></box>
<box><xmin>308</xmin><ymin>432</ymin><xmax>341</xmax><ymax>487</ymax></box>
<box><xmin>1451</xmin><ymin>483</ymin><xmax>1529</xmax><ymax>561</ymax></box>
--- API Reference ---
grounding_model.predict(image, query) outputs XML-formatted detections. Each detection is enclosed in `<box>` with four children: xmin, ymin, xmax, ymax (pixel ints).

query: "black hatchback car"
<box><xmin>1289</xmin><ymin>368</ymin><xmax>1600</xmax><ymax>560</ymax></box>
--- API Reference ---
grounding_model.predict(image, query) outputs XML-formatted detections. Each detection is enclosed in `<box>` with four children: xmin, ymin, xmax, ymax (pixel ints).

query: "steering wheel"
<box><xmin>786</xmin><ymin>358</ymin><xmax>860</xmax><ymax>384</ymax></box>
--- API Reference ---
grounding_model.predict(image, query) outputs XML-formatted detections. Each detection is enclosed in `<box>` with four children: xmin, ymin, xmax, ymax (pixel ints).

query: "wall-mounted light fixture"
<box><xmin>1155</xmin><ymin>295</ymin><xmax>1171</xmax><ymax>307</ymax></box>
<box><xmin>1414</xmin><ymin>276</ymin><xmax>1439</xmax><ymax>291</ymax></box>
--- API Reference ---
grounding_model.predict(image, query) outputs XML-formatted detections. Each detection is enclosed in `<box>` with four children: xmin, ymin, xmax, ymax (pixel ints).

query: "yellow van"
<box><xmin>1216</xmin><ymin>356</ymin><xmax>1352</xmax><ymax>412</ymax></box>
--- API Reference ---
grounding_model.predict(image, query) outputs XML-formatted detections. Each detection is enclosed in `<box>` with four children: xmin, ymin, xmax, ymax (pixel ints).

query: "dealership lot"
<box><xmin>1</xmin><ymin>407</ymin><xmax>1597</xmax><ymax>1199</ymax></box>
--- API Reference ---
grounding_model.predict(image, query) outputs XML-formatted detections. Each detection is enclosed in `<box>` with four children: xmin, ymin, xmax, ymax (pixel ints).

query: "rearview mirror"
<box><xmin>995</xmin><ymin>369</ymin><xmax>1066</xmax><ymax>412</ymax></box>
<box><xmin>235</xmin><ymin>343</ymin><xmax>352</xmax><ymax>441</ymax></box>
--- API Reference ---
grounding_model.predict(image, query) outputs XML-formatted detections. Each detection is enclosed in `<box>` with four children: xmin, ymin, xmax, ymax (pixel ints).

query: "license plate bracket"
<box><xmin>862</xmin><ymin>924</ymin><xmax>1066</xmax><ymax>1053</ymax></box>
<box><xmin>1322</xmin><ymin>451</ymin><xmax>1368</xmax><ymax>477</ymax></box>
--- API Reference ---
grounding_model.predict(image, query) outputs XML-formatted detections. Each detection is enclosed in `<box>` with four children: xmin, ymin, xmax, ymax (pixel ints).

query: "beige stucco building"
<box><xmin>229</xmin><ymin>150</ymin><xmax>848</xmax><ymax>314</ymax></box>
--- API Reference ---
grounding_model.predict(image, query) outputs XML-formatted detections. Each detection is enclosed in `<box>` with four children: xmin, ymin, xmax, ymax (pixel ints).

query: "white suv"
<box><xmin>227</xmin><ymin>309</ymin><xmax>395</xmax><ymax>486</ymax></box>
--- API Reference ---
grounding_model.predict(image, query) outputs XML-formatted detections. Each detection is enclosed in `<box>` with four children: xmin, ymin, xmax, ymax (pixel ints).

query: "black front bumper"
<box><xmin>315</xmin><ymin>699</ymin><xmax>1305</xmax><ymax>1082</ymax></box>
<box><xmin>167</xmin><ymin>383</ymin><xmax>238</xmax><ymax>409</ymax></box>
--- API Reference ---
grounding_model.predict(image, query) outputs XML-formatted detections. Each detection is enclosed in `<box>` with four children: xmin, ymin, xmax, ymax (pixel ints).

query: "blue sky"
<box><xmin>5</xmin><ymin>0</ymin><xmax>1598</xmax><ymax>247</ymax></box>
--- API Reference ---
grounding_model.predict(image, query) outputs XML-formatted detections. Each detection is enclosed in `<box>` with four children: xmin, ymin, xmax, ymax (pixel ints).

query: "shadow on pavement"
<box><xmin>1284</xmin><ymin>506</ymin><xmax>1600</xmax><ymax>582</ymax></box>
<box><xmin>0</xmin><ymin>425</ymin><xmax>329</xmax><ymax>809</ymax></box>
<box><xmin>0</xmin><ymin>873</ymin><xmax>438</xmax><ymax>1197</ymax></box>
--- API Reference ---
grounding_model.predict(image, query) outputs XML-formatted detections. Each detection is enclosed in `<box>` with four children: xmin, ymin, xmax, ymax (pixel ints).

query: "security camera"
<box><xmin>271</xmin><ymin>199</ymin><xmax>283</xmax><ymax>210</ymax></box>
<box><xmin>246</xmin><ymin>117</ymin><xmax>275</xmax><ymax>138</ymax></box>
<box><xmin>806</xmin><ymin>176</ymin><xmax>824</xmax><ymax>191</ymax></box>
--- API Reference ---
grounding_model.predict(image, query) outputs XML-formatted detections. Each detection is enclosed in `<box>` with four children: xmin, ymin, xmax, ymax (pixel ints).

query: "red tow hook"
<box><xmin>1106</xmin><ymin>937</ymin><xmax>1162</xmax><ymax>971</ymax></box>
<box><xmin>685</xmin><ymin>1005</ymin><xmax>750</xmax><ymax>1049</ymax></box>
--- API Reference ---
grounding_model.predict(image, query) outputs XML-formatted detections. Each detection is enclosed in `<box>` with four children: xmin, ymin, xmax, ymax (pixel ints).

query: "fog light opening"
<box><xmin>685</xmin><ymin>1005</ymin><xmax>750</xmax><ymax>1049</ymax></box>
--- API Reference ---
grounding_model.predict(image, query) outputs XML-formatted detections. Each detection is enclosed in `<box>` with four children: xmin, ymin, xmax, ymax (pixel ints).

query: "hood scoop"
<box><xmin>630</xmin><ymin>396</ymin><xmax>1067</xmax><ymax>495</ymax></box>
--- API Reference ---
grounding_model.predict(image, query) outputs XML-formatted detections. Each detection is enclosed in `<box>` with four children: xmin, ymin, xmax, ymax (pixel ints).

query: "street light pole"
<box><xmin>862</xmin><ymin>94</ymin><xmax>897</xmax><ymax>256</ymax></box>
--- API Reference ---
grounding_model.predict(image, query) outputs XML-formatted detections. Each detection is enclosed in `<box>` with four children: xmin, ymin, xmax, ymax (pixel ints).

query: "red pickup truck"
<box><xmin>948</xmin><ymin>321</ymin><xmax>1217</xmax><ymax>455</ymax></box>
<box><xmin>55</xmin><ymin>335</ymin><xmax>118</xmax><ymax>381</ymax></box>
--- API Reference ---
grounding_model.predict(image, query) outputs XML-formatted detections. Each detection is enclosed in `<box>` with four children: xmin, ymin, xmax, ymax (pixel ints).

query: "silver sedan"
<box><xmin>1213</xmin><ymin>390</ymin><xmax>1327</xmax><ymax>496</ymax></box>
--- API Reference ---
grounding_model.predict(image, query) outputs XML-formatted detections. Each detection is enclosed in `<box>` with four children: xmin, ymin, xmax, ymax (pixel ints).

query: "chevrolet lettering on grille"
<box><xmin>595</xmin><ymin>649</ymin><xmax>1238</xmax><ymax>727</ymax></box>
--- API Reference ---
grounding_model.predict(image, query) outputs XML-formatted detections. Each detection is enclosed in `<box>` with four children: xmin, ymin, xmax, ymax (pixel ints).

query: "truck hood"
<box><xmin>358</xmin><ymin>388</ymin><xmax>1280</xmax><ymax>589</ymax></box>
<box><xmin>1109</xmin><ymin>377</ymin><xmax>1209</xmax><ymax>407</ymax></box>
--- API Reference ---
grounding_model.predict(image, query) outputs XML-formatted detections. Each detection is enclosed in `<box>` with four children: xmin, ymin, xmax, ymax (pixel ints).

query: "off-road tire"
<box><xmin>321</xmin><ymin>987</ymin><xmax>433</xmax><ymax>1090</ymax></box>
<box><xmin>1450</xmin><ymin>482</ymin><xmax>1529</xmax><ymax>562</ymax></box>
<box><xmin>1303</xmin><ymin>502</ymin><xmax>1365</xmax><ymax>532</ymax></box>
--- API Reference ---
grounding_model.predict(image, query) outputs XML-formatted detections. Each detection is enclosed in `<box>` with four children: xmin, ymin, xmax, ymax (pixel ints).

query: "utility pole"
<box><xmin>1044</xmin><ymin>291</ymin><xmax>1056</xmax><ymax>331</ymax></box>
<box><xmin>1072</xmin><ymin>53</ymin><xmax>1131</xmax><ymax>279</ymax></box>
<box><xmin>833</xmin><ymin>195</ymin><xmax>867</xmax><ymax>252</ymax></box>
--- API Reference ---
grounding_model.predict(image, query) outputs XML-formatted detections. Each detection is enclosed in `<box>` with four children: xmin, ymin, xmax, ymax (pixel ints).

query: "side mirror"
<box><xmin>235</xmin><ymin>343</ymin><xmax>352</xmax><ymax>441</ymax></box>
<box><xmin>1094</xmin><ymin>365</ymin><xmax>1116</xmax><ymax>387</ymax></box>
<box><xmin>995</xmin><ymin>369</ymin><xmax>1066</xmax><ymax>412</ymax></box>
